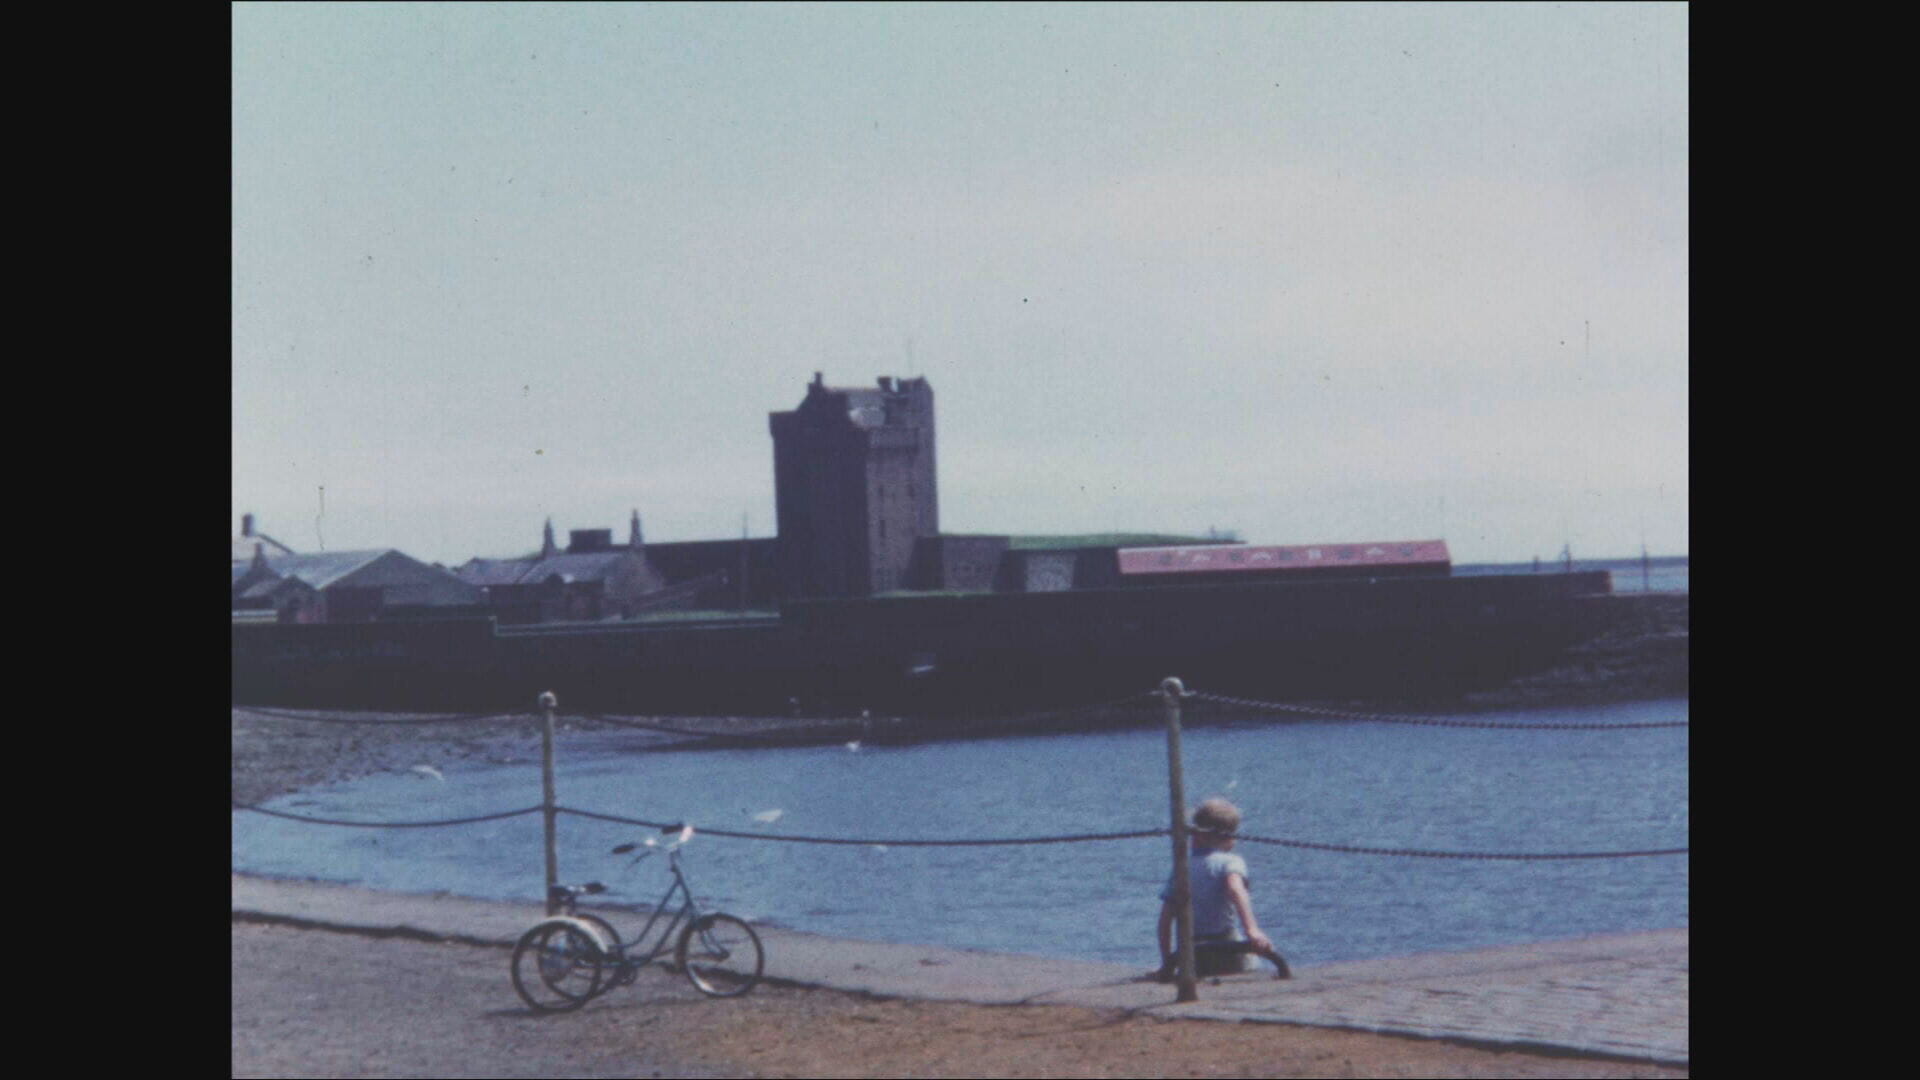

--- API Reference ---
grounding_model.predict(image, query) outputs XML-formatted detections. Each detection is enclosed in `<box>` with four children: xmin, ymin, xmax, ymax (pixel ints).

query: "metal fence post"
<box><xmin>539</xmin><ymin>690</ymin><xmax>560</xmax><ymax>915</ymax></box>
<box><xmin>1162</xmin><ymin>676</ymin><xmax>1199</xmax><ymax>1003</ymax></box>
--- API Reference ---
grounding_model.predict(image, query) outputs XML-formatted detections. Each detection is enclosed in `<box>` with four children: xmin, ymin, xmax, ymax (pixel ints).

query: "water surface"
<box><xmin>233</xmin><ymin>698</ymin><xmax>1688</xmax><ymax>968</ymax></box>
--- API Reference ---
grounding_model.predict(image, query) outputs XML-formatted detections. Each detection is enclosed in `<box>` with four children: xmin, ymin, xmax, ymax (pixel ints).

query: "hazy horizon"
<box><xmin>234</xmin><ymin>3</ymin><xmax>1687</xmax><ymax>567</ymax></box>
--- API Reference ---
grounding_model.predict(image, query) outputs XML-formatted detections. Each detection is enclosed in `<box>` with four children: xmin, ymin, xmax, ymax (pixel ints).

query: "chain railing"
<box><xmin>1184</xmin><ymin>690</ymin><xmax>1690</xmax><ymax>730</ymax></box>
<box><xmin>232</xmin><ymin>681</ymin><xmax>1687</xmax><ymax>859</ymax></box>
<box><xmin>232</xmin><ymin>705</ymin><xmax>529</xmax><ymax>725</ymax></box>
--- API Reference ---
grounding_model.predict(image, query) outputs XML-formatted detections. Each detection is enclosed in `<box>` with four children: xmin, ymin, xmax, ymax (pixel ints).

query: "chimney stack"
<box><xmin>568</xmin><ymin>528</ymin><xmax>613</xmax><ymax>553</ymax></box>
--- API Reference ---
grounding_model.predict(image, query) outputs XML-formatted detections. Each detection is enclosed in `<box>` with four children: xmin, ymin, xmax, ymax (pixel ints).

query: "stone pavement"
<box><xmin>233</xmin><ymin>874</ymin><xmax>1687</xmax><ymax>1067</ymax></box>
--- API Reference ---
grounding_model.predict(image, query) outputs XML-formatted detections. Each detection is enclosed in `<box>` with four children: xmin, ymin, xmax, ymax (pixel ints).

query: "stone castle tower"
<box><xmin>769</xmin><ymin>373</ymin><xmax>937</xmax><ymax>599</ymax></box>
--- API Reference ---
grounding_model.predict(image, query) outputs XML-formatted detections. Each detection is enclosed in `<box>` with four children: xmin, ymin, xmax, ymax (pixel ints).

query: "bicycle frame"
<box><xmin>601</xmin><ymin>852</ymin><xmax>708</xmax><ymax>971</ymax></box>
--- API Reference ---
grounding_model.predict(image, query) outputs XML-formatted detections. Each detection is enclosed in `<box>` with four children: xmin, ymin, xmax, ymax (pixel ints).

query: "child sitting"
<box><xmin>1153</xmin><ymin>797</ymin><xmax>1291</xmax><ymax>980</ymax></box>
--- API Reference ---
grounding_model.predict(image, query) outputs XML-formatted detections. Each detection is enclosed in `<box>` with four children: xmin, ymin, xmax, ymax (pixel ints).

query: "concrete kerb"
<box><xmin>1044</xmin><ymin>930</ymin><xmax>1689</xmax><ymax>1066</ymax></box>
<box><xmin>231</xmin><ymin>873</ymin><xmax>1140</xmax><ymax>1005</ymax></box>
<box><xmin>232</xmin><ymin>874</ymin><xmax>1687</xmax><ymax>1067</ymax></box>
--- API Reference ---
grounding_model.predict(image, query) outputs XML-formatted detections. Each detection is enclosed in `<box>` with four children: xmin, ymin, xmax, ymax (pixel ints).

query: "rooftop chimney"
<box><xmin>242</xmin><ymin>513</ymin><xmax>255</xmax><ymax>537</ymax></box>
<box><xmin>568</xmin><ymin>528</ymin><xmax>613</xmax><ymax>553</ymax></box>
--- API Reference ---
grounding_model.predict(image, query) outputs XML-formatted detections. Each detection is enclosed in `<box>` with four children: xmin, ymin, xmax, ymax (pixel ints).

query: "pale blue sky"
<box><xmin>233</xmin><ymin>2</ymin><xmax>1687</xmax><ymax>566</ymax></box>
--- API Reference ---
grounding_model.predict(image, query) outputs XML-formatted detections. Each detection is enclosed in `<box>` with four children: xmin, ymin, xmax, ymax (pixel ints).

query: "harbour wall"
<box><xmin>1461</xmin><ymin>589</ymin><xmax>1688</xmax><ymax>706</ymax></box>
<box><xmin>231</xmin><ymin>571</ymin><xmax>1654</xmax><ymax>715</ymax></box>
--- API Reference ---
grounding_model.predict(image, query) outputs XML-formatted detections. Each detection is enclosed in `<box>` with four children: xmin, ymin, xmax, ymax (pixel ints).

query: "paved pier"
<box><xmin>233</xmin><ymin>874</ymin><xmax>1687</xmax><ymax>1067</ymax></box>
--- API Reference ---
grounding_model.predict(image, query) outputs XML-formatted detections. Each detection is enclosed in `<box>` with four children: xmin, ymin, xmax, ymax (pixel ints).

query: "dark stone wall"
<box><xmin>1464</xmin><ymin>591</ymin><xmax>1689</xmax><ymax>705</ymax></box>
<box><xmin>232</xmin><ymin>617</ymin><xmax>504</xmax><ymax>710</ymax></box>
<box><xmin>771</xmin><ymin>407</ymin><xmax>866</xmax><ymax>598</ymax></box>
<box><xmin>906</xmin><ymin>535</ymin><xmax>1009</xmax><ymax>591</ymax></box>
<box><xmin>781</xmin><ymin>571</ymin><xmax>1617</xmax><ymax>710</ymax></box>
<box><xmin>232</xmin><ymin>572</ymin><xmax>1626</xmax><ymax>716</ymax></box>
<box><xmin>644</xmin><ymin>538</ymin><xmax>781</xmax><ymax>608</ymax></box>
<box><xmin>489</xmin><ymin>619</ymin><xmax>791</xmax><ymax>714</ymax></box>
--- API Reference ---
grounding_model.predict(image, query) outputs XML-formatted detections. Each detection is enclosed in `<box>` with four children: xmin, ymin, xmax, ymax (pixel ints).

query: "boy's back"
<box><xmin>1173</xmin><ymin>848</ymin><xmax>1252</xmax><ymax>939</ymax></box>
<box><xmin>1153</xmin><ymin>797</ymin><xmax>1291</xmax><ymax>980</ymax></box>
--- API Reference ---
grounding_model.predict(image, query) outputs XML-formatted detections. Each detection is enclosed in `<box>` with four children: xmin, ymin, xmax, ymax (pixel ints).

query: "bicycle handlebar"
<box><xmin>610</xmin><ymin>823</ymin><xmax>696</xmax><ymax>858</ymax></box>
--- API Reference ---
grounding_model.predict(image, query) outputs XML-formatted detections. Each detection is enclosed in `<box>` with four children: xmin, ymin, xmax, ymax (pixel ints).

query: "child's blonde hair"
<box><xmin>1192</xmin><ymin>797</ymin><xmax>1242</xmax><ymax>836</ymax></box>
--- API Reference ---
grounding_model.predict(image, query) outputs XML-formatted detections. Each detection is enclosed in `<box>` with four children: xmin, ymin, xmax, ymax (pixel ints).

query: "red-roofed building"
<box><xmin>1116</xmin><ymin>539</ymin><xmax>1450</xmax><ymax>586</ymax></box>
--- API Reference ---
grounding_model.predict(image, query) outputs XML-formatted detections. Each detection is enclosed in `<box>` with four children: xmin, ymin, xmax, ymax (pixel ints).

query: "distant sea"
<box><xmin>1453</xmin><ymin>555</ymin><xmax>1687</xmax><ymax>593</ymax></box>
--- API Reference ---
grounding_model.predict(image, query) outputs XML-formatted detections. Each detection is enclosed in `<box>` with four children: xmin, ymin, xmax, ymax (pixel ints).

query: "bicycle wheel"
<box><xmin>677</xmin><ymin>913</ymin><xmax>764</xmax><ymax>998</ymax></box>
<box><xmin>511</xmin><ymin>920</ymin><xmax>608</xmax><ymax>1012</ymax></box>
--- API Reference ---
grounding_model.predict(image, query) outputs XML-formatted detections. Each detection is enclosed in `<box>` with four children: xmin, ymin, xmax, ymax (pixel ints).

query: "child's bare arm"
<box><xmin>1225</xmin><ymin>873</ymin><xmax>1273</xmax><ymax>952</ymax></box>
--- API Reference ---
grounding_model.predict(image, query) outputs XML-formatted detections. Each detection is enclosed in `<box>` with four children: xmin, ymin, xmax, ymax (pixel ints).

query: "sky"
<box><xmin>233</xmin><ymin>2</ymin><xmax>1687</xmax><ymax>567</ymax></box>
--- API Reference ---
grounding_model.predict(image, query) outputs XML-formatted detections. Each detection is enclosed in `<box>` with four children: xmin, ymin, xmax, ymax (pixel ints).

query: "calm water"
<box><xmin>234</xmin><ymin>698</ymin><xmax>1688</xmax><ymax>968</ymax></box>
